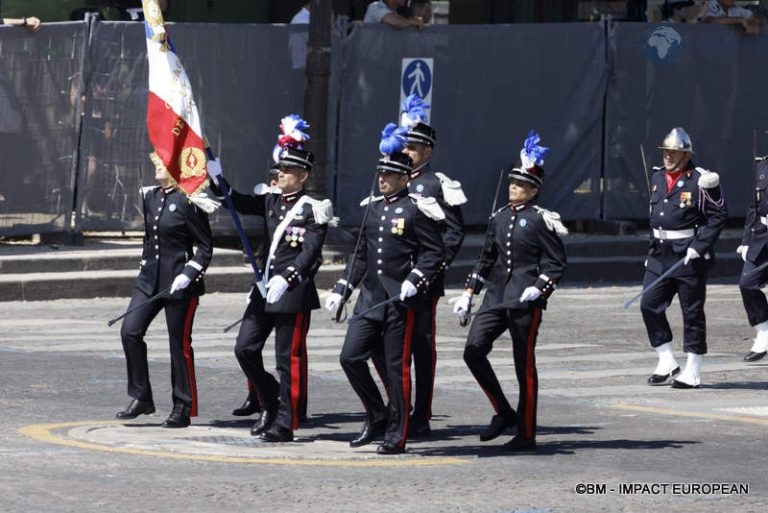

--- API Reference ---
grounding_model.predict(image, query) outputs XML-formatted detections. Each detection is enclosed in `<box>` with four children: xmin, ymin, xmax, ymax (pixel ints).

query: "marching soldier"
<box><xmin>116</xmin><ymin>152</ymin><xmax>215</xmax><ymax>428</ymax></box>
<box><xmin>231</xmin><ymin>163</ymin><xmax>282</xmax><ymax>419</ymax></box>
<box><xmin>325</xmin><ymin>123</ymin><xmax>445</xmax><ymax>455</ymax></box>
<box><xmin>642</xmin><ymin>127</ymin><xmax>727</xmax><ymax>388</ymax></box>
<box><xmin>453</xmin><ymin>131</ymin><xmax>567</xmax><ymax>451</ymax></box>
<box><xmin>209</xmin><ymin>115</ymin><xmax>334</xmax><ymax>442</ymax></box>
<box><xmin>399</xmin><ymin>95</ymin><xmax>466</xmax><ymax>437</ymax></box>
<box><xmin>738</xmin><ymin>154</ymin><xmax>768</xmax><ymax>362</ymax></box>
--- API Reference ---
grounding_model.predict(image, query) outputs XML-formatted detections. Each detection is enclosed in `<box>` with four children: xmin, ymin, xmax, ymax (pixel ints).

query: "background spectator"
<box><xmin>364</xmin><ymin>0</ymin><xmax>425</xmax><ymax>29</ymax></box>
<box><xmin>661</xmin><ymin>0</ymin><xmax>698</xmax><ymax>22</ymax></box>
<box><xmin>701</xmin><ymin>0</ymin><xmax>766</xmax><ymax>35</ymax></box>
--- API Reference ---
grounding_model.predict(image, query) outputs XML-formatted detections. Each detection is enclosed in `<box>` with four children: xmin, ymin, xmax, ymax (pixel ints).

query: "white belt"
<box><xmin>760</xmin><ymin>215</ymin><xmax>768</xmax><ymax>227</ymax></box>
<box><xmin>653</xmin><ymin>228</ymin><xmax>694</xmax><ymax>240</ymax></box>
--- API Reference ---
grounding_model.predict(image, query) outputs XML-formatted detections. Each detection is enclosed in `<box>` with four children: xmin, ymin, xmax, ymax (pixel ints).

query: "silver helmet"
<box><xmin>658</xmin><ymin>127</ymin><xmax>694</xmax><ymax>153</ymax></box>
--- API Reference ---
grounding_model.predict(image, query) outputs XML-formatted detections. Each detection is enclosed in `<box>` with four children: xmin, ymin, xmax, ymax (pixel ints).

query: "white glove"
<box><xmin>684</xmin><ymin>247</ymin><xmax>700</xmax><ymax>265</ymax></box>
<box><xmin>325</xmin><ymin>292</ymin><xmax>343</xmax><ymax>313</ymax></box>
<box><xmin>737</xmin><ymin>245</ymin><xmax>748</xmax><ymax>262</ymax></box>
<box><xmin>170</xmin><ymin>274</ymin><xmax>191</xmax><ymax>294</ymax></box>
<box><xmin>207</xmin><ymin>158</ymin><xmax>223</xmax><ymax>185</ymax></box>
<box><xmin>266</xmin><ymin>276</ymin><xmax>289</xmax><ymax>304</ymax></box>
<box><xmin>519</xmin><ymin>286</ymin><xmax>542</xmax><ymax>302</ymax></box>
<box><xmin>400</xmin><ymin>280</ymin><xmax>418</xmax><ymax>301</ymax></box>
<box><xmin>453</xmin><ymin>293</ymin><xmax>472</xmax><ymax>320</ymax></box>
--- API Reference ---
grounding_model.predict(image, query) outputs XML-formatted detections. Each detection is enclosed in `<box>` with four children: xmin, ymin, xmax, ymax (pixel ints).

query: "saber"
<box><xmin>460</xmin><ymin>167</ymin><xmax>508</xmax><ymax>327</ymax></box>
<box><xmin>640</xmin><ymin>144</ymin><xmax>651</xmax><ymax>195</ymax></box>
<box><xmin>623</xmin><ymin>257</ymin><xmax>686</xmax><ymax>310</ymax></box>
<box><xmin>333</xmin><ymin>171</ymin><xmax>379</xmax><ymax>322</ymax></box>
<box><xmin>743</xmin><ymin>258</ymin><xmax>768</xmax><ymax>277</ymax></box>
<box><xmin>223</xmin><ymin>317</ymin><xmax>243</xmax><ymax>333</ymax></box>
<box><xmin>347</xmin><ymin>295</ymin><xmax>400</xmax><ymax>323</ymax></box>
<box><xmin>107</xmin><ymin>286</ymin><xmax>172</xmax><ymax>326</ymax></box>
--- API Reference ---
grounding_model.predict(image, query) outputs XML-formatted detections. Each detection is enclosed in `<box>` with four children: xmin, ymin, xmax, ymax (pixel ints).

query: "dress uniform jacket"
<box><xmin>466</xmin><ymin>203</ymin><xmax>567</xmax><ymax>309</ymax></box>
<box><xmin>407</xmin><ymin>163</ymin><xmax>466</xmax><ymax>296</ymax></box>
<box><xmin>739</xmin><ymin>158</ymin><xmax>768</xmax><ymax>326</ymax></box>
<box><xmin>220</xmin><ymin>185</ymin><xmax>328</xmax><ymax>312</ymax></box>
<box><xmin>741</xmin><ymin>158</ymin><xmax>768</xmax><ymax>264</ymax></box>
<box><xmin>333</xmin><ymin>187</ymin><xmax>445</xmax><ymax>316</ymax></box>
<box><xmin>646</xmin><ymin>163</ymin><xmax>727</xmax><ymax>277</ymax></box>
<box><xmin>135</xmin><ymin>185</ymin><xmax>213</xmax><ymax>298</ymax></box>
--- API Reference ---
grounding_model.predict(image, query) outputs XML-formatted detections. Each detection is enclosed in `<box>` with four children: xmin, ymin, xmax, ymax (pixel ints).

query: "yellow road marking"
<box><xmin>19</xmin><ymin>421</ymin><xmax>469</xmax><ymax>467</ymax></box>
<box><xmin>614</xmin><ymin>403</ymin><xmax>768</xmax><ymax>426</ymax></box>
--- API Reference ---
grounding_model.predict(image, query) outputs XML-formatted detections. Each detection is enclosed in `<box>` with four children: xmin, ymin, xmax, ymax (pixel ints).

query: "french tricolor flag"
<box><xmin>143</xmin><ymin>3</ymin><xmax>208</xmax><ymax>196</ymax></box>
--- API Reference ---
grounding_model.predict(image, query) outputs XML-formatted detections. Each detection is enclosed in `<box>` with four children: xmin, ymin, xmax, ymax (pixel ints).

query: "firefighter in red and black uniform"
<box><xmin>325</xmin><ymin>123</ymin><xmax>445</xmax><ymax>455</ymax></box>
<box><xmin>454</xmin><ymin>131</ymin><xmax>567</xmax><ymax>452</ymax></box>
<box><xmin>738</xmin><ymin>155</ymin><xmax>768</xmax><ymax>362</ymax></box>
<box><xmin>642</xmin><ymin>128</ymin><xmax>727</xmax><ymax>389</ymax></box>
<box><xmin>209</xmin><ymin>130</ymin><xmax>333</xmax><ymax>443</ymax></box>
<box><xmin>116</xmin><ymin>152</ymin><xmax>214</xmax><ymax>428</ymax></box>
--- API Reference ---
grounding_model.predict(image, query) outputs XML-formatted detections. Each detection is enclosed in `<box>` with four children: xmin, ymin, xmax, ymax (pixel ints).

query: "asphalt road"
<box><xmin>1</xmin><ymin>285</ymin><xmax>766</xmax><ymax>513</ymax></box>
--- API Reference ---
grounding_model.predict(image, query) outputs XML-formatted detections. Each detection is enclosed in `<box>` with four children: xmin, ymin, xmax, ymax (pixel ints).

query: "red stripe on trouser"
<box><xmin>289</xmin><ymin>312</ymin><xmax>309</xmax><ymax>430</ymax></box>
<box><xmin>183</xmin><ymin>297</ymin><xmax>199</xmax><ymax>417</ymax></box>
<box><xmin>399</xmin><ymin>309</ymin><xmax>415</xmax><ymax>447</ymax></box>
<box><xmin>524</xmin><ymin>308</ymin><xmax>542</xmax><ymax>438</ymax></box>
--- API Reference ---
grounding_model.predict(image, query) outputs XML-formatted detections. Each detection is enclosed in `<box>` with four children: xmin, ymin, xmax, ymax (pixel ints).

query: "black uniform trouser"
<box><xmin>371</xmin><ymin>298</ymin><xmax>435</xmax><ymax>423</ymax></box>
<box><xmin>463</xmin><ymin>306</ymin><xmax>542</xmax><ymax>440</ymax></box>
<box><xmin>234</xmin><ymin>297</ymin><xmax>310</xmax><ymax>431</ymax></box>
<box><xmin>640</xmin><ymin>264</ymin><xmax>708</xmax><ymax>355</ymax></box>
<box><xmin>340</xmin><ymin>303</ymin><xmax>415</xmax><ymax>449</ymax></box>
<box><xmin>739</xmin><ymin>258</ymin><xmax>768</xmax><ymax>326</ymax></box>
<box><xmin>120</xmin><ymin>289</ymin><xmax>200</xmax><ymax>416</ymax></box>
<box><xmin>409</xmin><ymin>298</ymin><xmax>438</xmax><ymax>423</ymax></box>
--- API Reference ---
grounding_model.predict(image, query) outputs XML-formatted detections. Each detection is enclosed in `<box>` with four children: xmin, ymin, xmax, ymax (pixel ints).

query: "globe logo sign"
<box><xmin>641</xmin><ymin>25</ymin><xmax>683</xmax><ymax>64</ymax></box>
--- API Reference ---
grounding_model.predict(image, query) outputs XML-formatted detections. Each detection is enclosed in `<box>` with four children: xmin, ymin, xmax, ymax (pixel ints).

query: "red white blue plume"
<box><xmin>399</xmin><ymin>94</ymin><xmax>430</xmax><ymax>128</ymax></box>
<box><xmin>520</xmin><ymin>130</ymin><xmax>549</xmax><ymax>169</ymax></box>
<box><xmin>273</xmin><ymin>114</ymin><xmax>310</xmax><ymax>163</ymax></box>
<box><xmin>379</xmin><ymin>123</ymin><xmax>408</xmax><ymax>155</ymax></box>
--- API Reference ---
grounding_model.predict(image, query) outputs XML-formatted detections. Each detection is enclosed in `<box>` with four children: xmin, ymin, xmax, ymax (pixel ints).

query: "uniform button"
<box><xmin>153</xmin><ymin>226</ymin><xmax>157</xmax><ymax>231</ymax></box>
<box><xmin>506</xmin><ymin>242</ymin><xmax>510</xmax><ymax>246</ymax></box>
<box><xmin>506</xmin><ymin>250</ymin><xmax>511</xmax><ymax>255</ymax></box>
<box><xmin>377</xmin><ymin>259</ymin><xmax>382</xmax><ymax>264</ymax></box>
<box><xmin>155</xmin><ymin>245</ymin><xmax>159</xmax><ymax>249</ymax></box>
<box><xmin>384</xmin><ymin>206</ymin><xmax>389</xmax><ymax>211</ymax></box>
<box><xmin>157</xmin><ymin>207</ymin><xmax>162</xmax><ymax>211</ymax></box>
<box><xmin>379</xmin><ymin>227</ymin><xmax>384</xmax><ymax>231</ymax></box>
<box><xmin>279</xmin><ymin>216</ymin><xmax>284</xmax><ymax>220</ymax></box>
<box><xmin>377</xmin><ymin>249</ymin><xmax>382</xmax><ymax>253</ymax></box>
<box><xmin>154</xmin><ymin>235</ymin><xmax>158</xmax><ymax>240</ymax></box>
<box><xmin>270</xmin><ymin>265</ymin><xmax>275</xmax><ymax>269</ymax></box>
<box><xmin>154</xmin><ymin>216</ymin><xmax>159</xmax><ymax>221</ymax></box>
<box><xmin>507</xmin><ymin>260</ymin><xmax>511</xmax><ymax>264</ymax></box>
<box><xmin>155</xmin><ymin>255</ymin><xmax>159</xmax><ymax>260</ymax></box>
<box><xmin>664</xmin><ymin>199</ymin><xmax>668</xmax><ymax>203</ymax></box>
<box><xmin>378</xmin><ymin>237</ymin><xmax>383</xmax><ymax>242</ymax></box>
<box><xmin>381</xmin><ymin>216</ymin><xmax>386</xmax><ymax>220</ymax></box>
<box><xmin>660</xmin><ymin>212</ymin><xmax>664</xmax><ymax>216</ymax></box>
<box><xmin>377</xmin><ymin>270</ymin><xmax>382</xmax><ymax>275</ymax></box>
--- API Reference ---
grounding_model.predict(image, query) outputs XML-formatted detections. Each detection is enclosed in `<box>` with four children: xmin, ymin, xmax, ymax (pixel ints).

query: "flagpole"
<box><xmin>204</xmin><ymin>146</ymin><xmax>266</xmax><ymax>296</ymax></box>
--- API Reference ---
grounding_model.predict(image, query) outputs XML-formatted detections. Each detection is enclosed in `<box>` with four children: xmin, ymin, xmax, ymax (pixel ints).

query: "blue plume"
<box><xmin>521</xmin><ymin>129</ymin><xmax>549</xmax><ymax>167</ymax></box>
<box><xmin>379</xmin><ymin>123</ymin><xmax>408</xmax><ymax>155</ymax></box>
<box><xmin>400</xmin><ymin>94</ymin><xmax>430</xmax><ymax>128</ymax></box>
